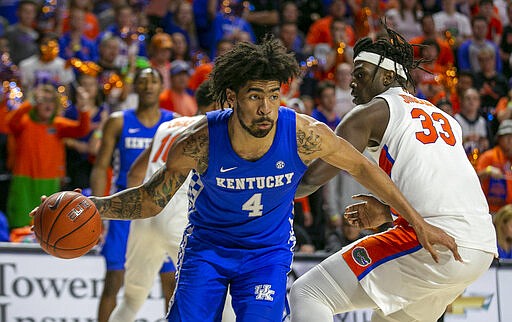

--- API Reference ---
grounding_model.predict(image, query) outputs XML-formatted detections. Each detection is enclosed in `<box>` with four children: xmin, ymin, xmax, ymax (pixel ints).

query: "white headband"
<box><xmin>354</xmin><ymin>51</ymin><xmax>407</xmax><ymax>79</ymax></box>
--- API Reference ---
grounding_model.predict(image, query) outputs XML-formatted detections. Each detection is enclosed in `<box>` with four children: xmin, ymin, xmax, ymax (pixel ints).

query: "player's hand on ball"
<box><xmin>31</xmin><ymin>190</ymin><xmax>101</xmax><ymax>259</ymax></box>
<box><xmin>344</xmin><ymin>194</ymin><xmax>392</xmax><ymax>229</ymax></box>
<box><xmin>28</xmin><ymin>194</ymin><xmax>48</xmax><ymax>220</ymax></box>
<box><xmin>29</xmin><ymin>189</ymin><xmax>83</xmax><ymax>219</ymax></box>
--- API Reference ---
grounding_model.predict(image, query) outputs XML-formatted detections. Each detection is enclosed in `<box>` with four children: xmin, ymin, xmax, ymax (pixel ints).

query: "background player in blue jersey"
<box><xmin>89</xmin><ymin>67</ymin><xmax>176</xmax><ymax>322</ymax></box>
<box><xmin>76</xmin><ymin>36</ymin><xmax>459</xmax><ymax>321</ymax></box>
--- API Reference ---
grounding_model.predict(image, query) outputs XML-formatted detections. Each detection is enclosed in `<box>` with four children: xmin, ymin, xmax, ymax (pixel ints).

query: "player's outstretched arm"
<box><xmin>90</xmin><ymin>164</ymin><xmax>188</xmax><ymax>220</ymax></box>
<box><xmin>296</xmin><ymin>104</ymin><xmax>380</xmax><ymax>197</ymax></box>
<box><xmin>91</xmin><ymin>118</ymin><xmax>209</xmax><ymax>220</ymax></box>
<box><xmin>295</xmin><ymin>113</ymin><xmax>462</xmax><ymax>263</ymax></box>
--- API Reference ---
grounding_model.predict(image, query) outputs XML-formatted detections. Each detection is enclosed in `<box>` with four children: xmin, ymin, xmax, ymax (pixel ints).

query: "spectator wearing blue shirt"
<box><xmin>193</xmin><ymin>0</ymin><xmax>217</xmax><ymax>52</ymax></box>
<box><xmin>457</xmin><ymin>15</ymin><xmax>502</xmax><ymax>73</ymax></box>
<box><xmin>99</xmin><ymin>4</ymin><xmax>147</xmax><ymax>67</ymax></box>
<box><xmin>311</xmin><ymin>81</ymin><xmax>341</xmax><ymax>130</ymax></box>
<box><xmin>212</xmin><ymin>0</ymin><xmax>256</xmax><ymax>50</ymax></box>
<box><xmin>59</xmin><ymin>7</ymin><xmax>99</xmax><ymax>62</ymax></box>
<box><xmin>0</xmin><ymin>18</ymin><xmax>5</xmax><ymax>37</ymax></box>
<box><xmin>0</xmin><ymin>0</ymin><xmax>19</xmax><ymax>25</ymax></box>
<box><xmin>162</xmin><ymin>1</ymin><xmax>199</xmax><ymax>51</ymax></box>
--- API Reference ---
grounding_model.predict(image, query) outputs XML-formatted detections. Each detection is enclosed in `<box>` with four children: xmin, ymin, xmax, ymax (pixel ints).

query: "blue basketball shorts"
<box><xmin>167</xmin><ymin>233</ymin><xmax>292</xmax><ymax>321</ymax></box>
<box><xmin>101</xmin><ymin>220</ymin><xmax>176</xmax><ymax>272</ymax></box>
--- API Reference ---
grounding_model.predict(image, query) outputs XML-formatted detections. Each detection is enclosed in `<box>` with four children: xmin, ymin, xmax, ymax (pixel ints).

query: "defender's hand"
<box><xmin>413</xmin><ymin>222</ymin><xmax>463</xmax><ymax>263</ymax></box>
<box><xmin>344</xmin><ymin>194</ymin><xmax>392</xmax><ymax>229</ymax></box>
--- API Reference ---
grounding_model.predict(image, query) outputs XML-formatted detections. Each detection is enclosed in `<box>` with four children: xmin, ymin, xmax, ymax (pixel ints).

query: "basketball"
<box><xmin>33</xmin><ymin>191</ymin><xmax>102</xmax><ymax>259</ymax></box>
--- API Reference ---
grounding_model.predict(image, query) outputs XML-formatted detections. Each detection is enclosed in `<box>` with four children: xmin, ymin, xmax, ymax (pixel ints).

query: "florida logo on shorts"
<box><xmin>352</xmin><ymin>247</ymin><xmax>372</xmax><ymax>266</ymax></box>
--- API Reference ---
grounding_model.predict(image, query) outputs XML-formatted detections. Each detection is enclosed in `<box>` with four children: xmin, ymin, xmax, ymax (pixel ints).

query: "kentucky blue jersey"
<box><xmin>188</xmin><ymin>107</ymin><xmax>307</xmax><ymax>249</ymax></box>
<box><xmin>114</xmin><ymin>109</ymin><xmax>174</xmax><ymax>190</ymax></box>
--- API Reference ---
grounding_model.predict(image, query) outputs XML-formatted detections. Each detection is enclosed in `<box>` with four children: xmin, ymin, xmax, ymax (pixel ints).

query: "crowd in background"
<box><xmin>0</xmin><ymin>0</ymin><xmax>511</xmax><ymax>259</ymax></box>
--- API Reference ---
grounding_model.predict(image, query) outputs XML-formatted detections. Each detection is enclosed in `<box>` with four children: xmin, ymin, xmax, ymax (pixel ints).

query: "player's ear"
<box><xmin>383</xmin><ymin>70</ymin><xmax>394</xmax><ymax>87</ymax></box>
<box><xmin>226</xmin><ymin>88</ymin><xmax>236</xmax><ymax>108</ymax></box>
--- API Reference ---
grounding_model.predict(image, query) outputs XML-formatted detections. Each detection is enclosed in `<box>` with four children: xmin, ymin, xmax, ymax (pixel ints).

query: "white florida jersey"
<box><xmin>145</xmin><ymin>116</ymin><xmax>202</xmax><ymax>182</ymax></box>
<box><xmin>144</xmin><ymin>117</ymin><xmax>201</xmax><ymax>218</ymax></box>
<box><xmin>364</xmin><ymin>87</ymin><xmax>496</xmax><ymax>254</ymax></box>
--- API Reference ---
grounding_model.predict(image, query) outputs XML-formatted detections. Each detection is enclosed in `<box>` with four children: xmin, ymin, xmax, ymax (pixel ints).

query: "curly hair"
<box><xmin>195</xmin><ymin>79</ymin><xmax>214</xmax><ymax>108</ymax></box>
<box><xmin>353</xmin><ymin>23</ymin><xmax>423</xmax><ymax>90</ymax></box>
<box><xmin>209</xmin><ymin>35</ymin><xmax>300</xmax><ymax>109</ymax></box>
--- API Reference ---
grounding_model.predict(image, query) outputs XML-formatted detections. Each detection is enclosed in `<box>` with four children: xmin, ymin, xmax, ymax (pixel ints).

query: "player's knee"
<box><xmin>289</xmin><ymin>276</ymin><xmax>310</xmax><ymax>306</ymax></box>
<box><xmin>289</xmin><ymin>272</ymin><xmax>335</xmax><ymax>312</ymax></box>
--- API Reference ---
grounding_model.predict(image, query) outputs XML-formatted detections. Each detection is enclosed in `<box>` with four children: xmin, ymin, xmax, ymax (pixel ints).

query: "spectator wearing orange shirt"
<box><xmin>414</xmin><ymin>39</ymin><xmax>448</xmax><ymax>106</ymax></box>
<box><xmin>495</xmin><ymin>88</ymin><xmax>512</xmax><ymax>123</ymax></box>
<box><xmin>159</xmin><ymin>60</ymin><xmax>197</xmax><ymax>116</ymax></box>
<box><xmin>476</xmin><ymin>120</ymin><xmax>512</xmax><ymax>214</ymax></box>
<box><xmin>315</xmin><ymin>18</ymin><xmax>355</xmax><ymax>81</ymax></box>
<box><xmin>188</xmin><ymin>39</ymin><xmax>234</xmax><ymax>92</ymax></box>
<box><xmin>6</xmin><ymin>83</ymin><xmax>90</xmax><ymax>229</ymax></box>
<box><xmin>305</xmin><ymin>0</ymin><xmax>355</xmax><ymax>53</ymax></box>
<box><xmin>149</xmin><ymin>32</ymin><xmax>173</xmax><ymax>90</ymax></box>
<box><xmin>410</xmin><ymin>13</ymin><xmax>455</xmax><ymax>67</ymax></box>
<box><xmin>347</xmin><ymin>0</ymin><xmax>386</xmax><ymax>39</ymax></box>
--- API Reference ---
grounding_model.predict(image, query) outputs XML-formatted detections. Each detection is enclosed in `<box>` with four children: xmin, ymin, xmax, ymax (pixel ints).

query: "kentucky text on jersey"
<box><xmin>124</xmin><ymin>137</ymin><xmax>153</xmax><ymax>149</ymax></box>
<box><xmin>216</xmin><ymin>172</ymin><xmax>295</xmax><ymax>190</ymax></box>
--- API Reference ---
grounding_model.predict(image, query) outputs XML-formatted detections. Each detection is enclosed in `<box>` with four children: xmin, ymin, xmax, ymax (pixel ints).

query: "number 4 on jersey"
<box><xmin>242</xmin><ymin>193</ymin><xmax>263</xmax><ymax>217</ymax></box>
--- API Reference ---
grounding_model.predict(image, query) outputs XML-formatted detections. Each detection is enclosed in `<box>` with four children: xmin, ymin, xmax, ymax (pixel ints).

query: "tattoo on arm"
<box><xmin>297</xmin><ymin>129</ymin><xmax>322</xmax><ymax>155</ymax></box>
<box><xmin>183</xmin><ymin>133</ymin><xmax>209</xmax><ymax>173</ymax></box>
<box><xmin>92</xmin><ymin>165</ymin><xmax>188</xmax><ymax>220</ymax></box>
<box><xmin>144</xmin><ymin>166</ymin><xmax>187</xmax><ymax>208</ymax></box>
<box><xmin>92</xmin><ymin>189</ymin><xmax>143</xmax><ymax>219</ymax></box>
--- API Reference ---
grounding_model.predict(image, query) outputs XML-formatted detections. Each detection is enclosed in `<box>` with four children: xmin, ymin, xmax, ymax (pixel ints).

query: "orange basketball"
<box><xmin>33</xmin><ymin>191</ymin><xmax>102</xmax><ymax>259</ymax></box>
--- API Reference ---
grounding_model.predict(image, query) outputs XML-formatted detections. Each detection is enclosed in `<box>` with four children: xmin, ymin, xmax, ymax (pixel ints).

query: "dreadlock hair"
<box><xmin>353</xmin><ymin>23</ymin><xmax>423</xmax><ymax>90</ymax></box>
<box><xmin>209</xmin><ymin>35</ymin><xmax>300</xmax><ymax>109</ymax></box>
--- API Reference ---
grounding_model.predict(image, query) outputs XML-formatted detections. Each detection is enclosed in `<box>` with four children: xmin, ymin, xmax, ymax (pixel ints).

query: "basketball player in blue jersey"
<box><xmin>109</xmin><ymin>80</ymin><xmax>235</xmax><ymax>322</ymax></box>
<box><xmin>81</xmin><ymin>36</ymin><xmax>460</xmax><ymax>321</ymax></box>
<box><xmin>89</xmin><ymin>67</ymin><xmax>176</xmax><ymax>322</ymax></box>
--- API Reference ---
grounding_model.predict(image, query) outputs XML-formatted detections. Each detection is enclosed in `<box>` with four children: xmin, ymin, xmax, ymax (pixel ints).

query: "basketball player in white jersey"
<box><xmin>290</xmin><ymin>26</ymin><xmax>497</xmax><ymax>321</ymax></box>
<box><xmin>109</xmin><ymin>81</ymin><xmax>236</xmax><ymax>321</ymax></box>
